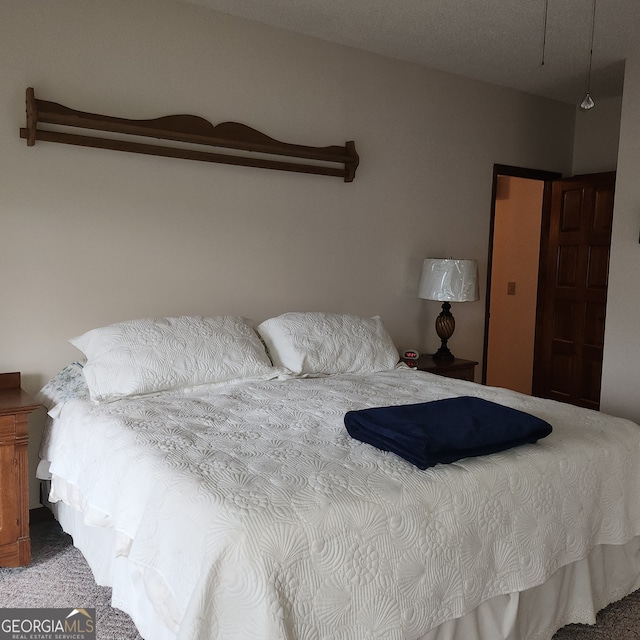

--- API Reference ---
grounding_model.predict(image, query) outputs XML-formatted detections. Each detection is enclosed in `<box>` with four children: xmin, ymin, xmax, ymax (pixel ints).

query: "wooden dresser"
<box><xmin>0</xmin><ymin>372</ymin><xmax>40</xmax><ymax>567</ymax></box>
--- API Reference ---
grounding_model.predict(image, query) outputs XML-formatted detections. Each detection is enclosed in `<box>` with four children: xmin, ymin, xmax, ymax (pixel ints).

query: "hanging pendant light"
<box><xmin>580</xmin><ymin>92</ymin><xmax>595</xmax><ymax>110</ymax></box>
<box><xmin>580</xmin><ymin>0</ymin><xmax>597</xmax><ymax>110</ymax></box>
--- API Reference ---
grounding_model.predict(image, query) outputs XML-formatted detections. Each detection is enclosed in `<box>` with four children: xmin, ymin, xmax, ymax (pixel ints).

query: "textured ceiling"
<box><xmin>184</xmin><ymin>0</ymin><xmax>640</xmax><ymax>105</ymax></box>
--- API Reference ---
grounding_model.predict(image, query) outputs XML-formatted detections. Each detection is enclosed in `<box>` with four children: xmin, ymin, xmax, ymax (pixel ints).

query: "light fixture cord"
<box><xmin>541</xmin><ymin>0</ymin><xmax>549</xmax><ymax>66</ymax></box>
<box><xmin>585</xmin><ymin>0</ymin><xmax>597</xmax><ymax>91</ymax></box>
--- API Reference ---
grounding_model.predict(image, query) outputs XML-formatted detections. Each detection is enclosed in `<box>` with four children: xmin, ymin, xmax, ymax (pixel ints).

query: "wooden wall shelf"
<box><xmin>19</xmin><ymin>88</ymin><xmax>359</xmax><ymax>182</ymax></box>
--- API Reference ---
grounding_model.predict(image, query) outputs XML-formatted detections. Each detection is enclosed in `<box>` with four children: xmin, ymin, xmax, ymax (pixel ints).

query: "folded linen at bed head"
<box><xmin>344</xmin><ymin>396</ymin><xmax>552</xmax><ymax>469</ymax></box>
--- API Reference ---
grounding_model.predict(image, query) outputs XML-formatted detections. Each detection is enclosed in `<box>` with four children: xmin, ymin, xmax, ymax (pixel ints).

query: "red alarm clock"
<box><xmin>402</xmin><ymin>350</ymin><xmax>420</xmax><ymax>367</ymax></box>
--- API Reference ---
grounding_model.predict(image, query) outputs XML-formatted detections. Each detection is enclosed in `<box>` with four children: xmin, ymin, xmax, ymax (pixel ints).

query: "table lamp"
<box><xmin>418</xmin><ymin>258</ymin><xmax>479</xmax><ymax>361</ymax></box>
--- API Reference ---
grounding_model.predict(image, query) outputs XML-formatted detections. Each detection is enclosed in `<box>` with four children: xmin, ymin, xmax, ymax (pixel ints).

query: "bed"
<box><xmin>36</xmin><ymin>313</ymin><xmax>640</xmax><ymax>640</ymax></box>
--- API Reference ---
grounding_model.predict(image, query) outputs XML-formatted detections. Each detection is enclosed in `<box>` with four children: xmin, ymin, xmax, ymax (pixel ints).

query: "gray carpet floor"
<box><xmin>1</xmin><ymin>519</ymin><xmax>639</xmax><ymax>639</ymax></box>
<box><xmin>0</xmin><ymin>520</ymin><xmax>142</xmax><ymax>639</ymax></box>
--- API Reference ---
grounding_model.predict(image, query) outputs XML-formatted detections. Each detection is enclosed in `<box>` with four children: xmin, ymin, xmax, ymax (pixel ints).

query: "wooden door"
<box><xmin>532</xmin><ymin>172</ymin><xmax>615</xmax><ymax>410</ymax></box>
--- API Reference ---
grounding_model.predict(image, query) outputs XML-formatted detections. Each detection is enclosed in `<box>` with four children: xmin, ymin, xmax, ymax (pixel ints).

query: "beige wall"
<box><xmin>572</xmin><ymin>96</ymin><xmax>622</xmax><ymax>175</ymax></box>
<box><xmin>1</xmin><ymin>0</ymin><xmax>578</xmax><ymax>505</ymax></box>
<box><xmin>486</xmin><ymin>177</ymin><xmax>544</xmax><ymax>394</ymax></box>
<box><xmin>601</xmin><ymin>43</ymin><xmax>640</xmax><ymax>425</ymax></box>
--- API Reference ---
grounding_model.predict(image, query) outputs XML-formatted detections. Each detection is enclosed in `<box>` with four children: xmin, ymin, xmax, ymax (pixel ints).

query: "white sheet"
<box><xmin>39</xmin><ymin>368</ymin><xmax>640</xmax><ymax>640</ymax></box>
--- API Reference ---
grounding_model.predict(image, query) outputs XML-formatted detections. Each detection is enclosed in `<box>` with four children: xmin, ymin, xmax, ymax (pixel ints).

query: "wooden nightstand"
<box><xmin>402</xmin><ymin>354</ymin><xmax>478</xmax><ymax>382</ymax></box>
<box><xmin>0</xmin><ymin>372</ymin><xmax>40</xmax><ymax>567</ymax></box>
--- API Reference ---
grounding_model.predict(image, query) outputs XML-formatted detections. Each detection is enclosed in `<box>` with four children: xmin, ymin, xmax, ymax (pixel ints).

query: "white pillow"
<box><xmin>70</xmin><ymin>316</ymin><xmax>274</xmax><ymax>402</ymax></box>
<box><xmin>257</xmin><ymin>312</ymin><xmax>399</xmax><ymax>375</ymax></box>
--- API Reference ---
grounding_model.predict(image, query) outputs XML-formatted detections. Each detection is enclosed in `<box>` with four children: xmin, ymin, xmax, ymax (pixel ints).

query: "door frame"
<box><xmin>482</xmin><ymin>164</ymin><xmax>561</xmax><ymax>386</ymax></box>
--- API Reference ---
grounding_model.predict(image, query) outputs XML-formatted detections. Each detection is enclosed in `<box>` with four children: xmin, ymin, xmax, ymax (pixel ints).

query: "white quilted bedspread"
<box><xmin>42</xmin><ymin>368</ymin><xmax>640</xmax><ymax>640</ymax></box>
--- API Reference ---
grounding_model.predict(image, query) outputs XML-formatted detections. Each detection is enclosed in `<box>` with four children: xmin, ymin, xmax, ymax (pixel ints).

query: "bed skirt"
<box><xmin>51</xmin><ymin>499</ymin><xmax>640</xmax><ymax>640</ymax></box>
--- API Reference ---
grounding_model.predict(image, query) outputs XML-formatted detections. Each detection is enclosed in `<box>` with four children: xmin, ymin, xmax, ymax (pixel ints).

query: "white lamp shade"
<box><xmin>418</xmin><ymin>258</ymin><xmax>479</xmax><ymax>302</ymax></box>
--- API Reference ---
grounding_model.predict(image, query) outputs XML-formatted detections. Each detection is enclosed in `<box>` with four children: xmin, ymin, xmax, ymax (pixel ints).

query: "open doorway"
<box><xmin>482</xmin><ymin>165</ymin><xmax>560</xmax><ymax>392</ymax></box>
<box><xmin>484</xmin><ymin>165</ymin><xmax>615</xmax><ymax>410</ymax></box>
<box><xmin>485</xmin><ymin>176</ymin><xmax>544</xmax><ymax>392</ymax></box>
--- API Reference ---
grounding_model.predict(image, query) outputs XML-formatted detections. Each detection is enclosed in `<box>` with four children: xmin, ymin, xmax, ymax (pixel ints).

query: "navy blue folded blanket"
<box><xmin>344</xmin><ymin>396</ymin><xmax>552</xmax><ymax>469</ymax></box>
